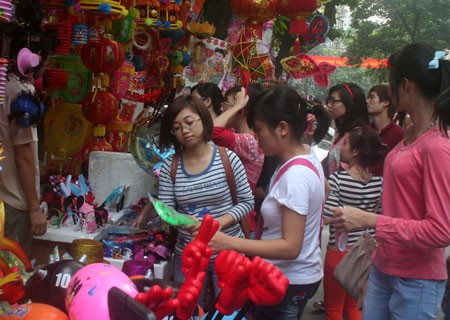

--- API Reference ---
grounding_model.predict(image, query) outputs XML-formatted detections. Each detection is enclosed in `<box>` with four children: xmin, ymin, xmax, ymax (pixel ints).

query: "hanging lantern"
<box><xmin>80</xmin><ymin>34</ymin><xmax>125</xmax><ymax>74</ymax></box>
<box><xmin>82</xmin><ymin>90</ymin><xmax>119</xmax><ymax>125</ymax></box>
<box><xmin>109</xmin><ymin>61</ymin><xmax>135</xmax><ymax>99</ymax></box>
<box><xmin>276</xmin><ymin>0</ymin><xmax>323</xmax><ymax>35</ymax></box>
<box><xmin>277</xmin><ymin>0</ymin><xmax>329</xmax><ymax>53</ymax></box>
<box><xmin>72</xmin><ymin>23</ymin><xmax>89</xmax><ymax>45</ymax></box>
<box><xmin>230</xmin><ymin>0</ymin><xmax>278</xmax><ymax>39</ymax></box>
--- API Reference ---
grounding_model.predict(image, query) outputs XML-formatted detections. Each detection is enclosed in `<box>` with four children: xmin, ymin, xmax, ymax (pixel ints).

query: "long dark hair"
<box><xmin>327</xmin><ymin>83</ymin><xmax>369</xmax><ymax>140</ymax></box>
<box><xmin>247</xmin><ymin>85</ymin><xmax>330</xmax><ymax>144</ymax></box>
<box><xmin>388</xmin><ymin>42</ymin><xmax>450</xmax><ymax>134</ymax></box>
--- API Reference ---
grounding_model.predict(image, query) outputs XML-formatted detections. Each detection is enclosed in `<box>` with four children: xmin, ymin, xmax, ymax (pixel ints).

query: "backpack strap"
<box><xmin>218</xmin><ymin>146</ymin><xmax>237</xmax><ymax>205</ymax></box>
<box><xmin>255</xmin><ymin>157</ymin><xmax>323</xmax><ymax>240</ymax></box>
<box><xmin>170</xmin><ymin>152</ymin><xmax>180</xmax><ymax>184</ymax></box>
<box><xmin>169</xmin><ymin>147</ymin><xmax>237</xmax><ymax>206</ymax></box>
<box><xmin>272</xmin><ymin>158</ymin><xmax>321</xmax><ymax>187</ymax></box>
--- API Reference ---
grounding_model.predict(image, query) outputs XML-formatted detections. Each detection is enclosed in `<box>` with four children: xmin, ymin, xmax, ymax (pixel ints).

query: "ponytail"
<box><xmin>309</xmin><ymin>104</ymin><xmax>331</xmax><ymax>144</ymax></box>
<box><xmin>436</xmin><ymin>86</ymin><xmax>450</xmax><ymax>136</ymax></box>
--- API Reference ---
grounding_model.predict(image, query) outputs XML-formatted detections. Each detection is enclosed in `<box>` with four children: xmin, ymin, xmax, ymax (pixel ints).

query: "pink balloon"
<box><xmin>65</xmin><ymin>263</ymin><xmax>138</xmax><ymax>320</ymax></box>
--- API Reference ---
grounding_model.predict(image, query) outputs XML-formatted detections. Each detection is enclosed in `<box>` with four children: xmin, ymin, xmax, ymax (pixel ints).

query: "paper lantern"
<box><xmin>44</xmin><ymin>103</ymin><xmax>93</xmax><ymax>158</ymax></box>
<box><xmin>230</xmin><ymin>0</ymin><xmax>278</xmax><ymax>39</ymax></box>
<box><xmin>82</xmin><ymin>90</ymin><xmax>119</xmax><ymax>125</ymax></box>
<box><xmin>48</xmin><ymin>54</ymin><xmax>92</xmax><ymax>103</ymax></box>
<box><xmin>109</xmin><ymin>61</ymin><xmax>135</xmax><ymax>99</ymax></box>
<box><xmin>276</xmin><ymin>0</ymin><xmax>323</xmax><ymax>35</ymax></box>
<box><xmin>80</xmin><ymin>35</ymin><xmax>125</xmax><ymax>74</ymax></box>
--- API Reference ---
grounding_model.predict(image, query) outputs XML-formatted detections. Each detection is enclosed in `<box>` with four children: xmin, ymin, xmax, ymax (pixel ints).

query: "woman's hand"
<box><xmin>234</xmin><ymin>87</ymin><xmax>250</xmax><ymax>111</ymax></box>
<box><xmin>329</xmin><ymin>206</ymin><xmax>378</xmax><ymax>231</ymax></box>
<box><xmin>132</xmin><ymin>202</ymin><xmax>154</xmax><ymax>228</ymax></box>
<box><xmin>208</xmin><ymin>231</ymin><xmax>233</xmax><ymax>252</ymax></box>
<box><xmin>183</xmin><ymin>216</ymin><xmax>200</xmax><ymax>234</ymax></box>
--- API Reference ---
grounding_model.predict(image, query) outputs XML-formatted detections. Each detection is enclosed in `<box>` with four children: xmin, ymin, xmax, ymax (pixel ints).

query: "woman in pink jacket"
<box><xmin>331</xmin><ymin>42</ymin><xmax>450</xmax><ymax>319</ymax></box>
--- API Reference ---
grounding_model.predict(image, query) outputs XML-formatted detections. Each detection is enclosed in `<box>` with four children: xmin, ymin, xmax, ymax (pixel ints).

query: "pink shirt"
<box><xmin>373</xmin><ymin>127</ymin><xmax>450</xmax><ymax>280</ymax></box>
<box><xmin>212</xmin><ymin>127</ymin><xmax>264</xmax><ymax>190</ymax></box>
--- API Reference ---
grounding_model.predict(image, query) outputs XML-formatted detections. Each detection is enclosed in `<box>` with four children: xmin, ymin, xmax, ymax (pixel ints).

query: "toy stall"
<box><xmin>0</xmin><ymin>0</ymin><xmax>337</xmax><ymax>318</ymax></box>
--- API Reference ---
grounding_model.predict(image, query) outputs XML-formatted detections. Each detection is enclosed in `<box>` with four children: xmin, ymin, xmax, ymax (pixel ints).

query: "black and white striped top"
<box><xmin>158</xmin><ymin>145</ymin><xmax>254</xmax><ymax>258</ymax></box>
<box><xmin>324</xmin><ymin>171</ymin><xmax>383</xmax><ymax>247</ymax></box>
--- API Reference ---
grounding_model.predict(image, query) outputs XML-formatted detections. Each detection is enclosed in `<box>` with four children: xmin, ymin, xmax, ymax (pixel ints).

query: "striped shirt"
<box><xmin>158</xmin><ymin>144</ymin><xmax>254</xmax><ymax>258</ymax></box>
<box><xmin>324</xmin><ymin>171</ymin><xmax>383</xmax><ymax>247</ymax></box>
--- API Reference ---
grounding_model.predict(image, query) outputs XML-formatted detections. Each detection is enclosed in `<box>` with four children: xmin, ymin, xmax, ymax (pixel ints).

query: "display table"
<box><xmin>32</xmin><ymin>211</ymin><xmax>172</xmax><ymax>280</ymax></box>
<box><xmin>32</xmin><ymin>151</ymin><xmax>172</xmax><ymax>279</ymax></box>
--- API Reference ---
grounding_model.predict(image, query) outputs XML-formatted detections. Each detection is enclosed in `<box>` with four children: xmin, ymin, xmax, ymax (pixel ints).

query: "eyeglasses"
<box><xmin>170</xmin><ymin>117</ymin><xmax>202</xmax><ymax>134</ymax></box>
<box><xmin>222</xmin><ymin>100</ymin><xmax>235</xmax><ymax>107</ymax></box>
<box><xmin>326</xmin><ymin>98</ymin><xmax>343</xmax><ymax>105</ymax></box>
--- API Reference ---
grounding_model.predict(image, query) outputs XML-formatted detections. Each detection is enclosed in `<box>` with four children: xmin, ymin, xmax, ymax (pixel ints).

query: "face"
<box><xmin>339</xmin><ymin>133</ymin><xmax>354</xmax><ymax>164</ymax></box>
<box><xmin>171</xmin><ymin>107</ymin><xmax>204</xmax><ymax>147</ymax></box>
<box><xmin>252</xmin><ymin>118</ymin><xmax>280</xmax><ymax>156</ymax></box>
<box><xmin>221</xmin><ymin>94</ymin><xmax>235</xmax><ymax>112</ymax></box>
<box><xmin>326</xmin><ymin>91</ymin><xmax>346</xmax><ymax>120</ymax></box>
<box><xmin>367</xmin><ymin>91</ymin><xmax>387</xmax><ymax>115</ymax></box>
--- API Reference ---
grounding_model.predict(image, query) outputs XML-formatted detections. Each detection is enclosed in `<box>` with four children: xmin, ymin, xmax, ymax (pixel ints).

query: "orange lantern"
<box><xmin>230</xmin><ymin>0</ymin><xmax>278</xmax><ymax>39</ymax></box>
<box><xmin>80</xmin><ymin>34</ymin><xmax>125</xmax><ymax>74</ymax></box>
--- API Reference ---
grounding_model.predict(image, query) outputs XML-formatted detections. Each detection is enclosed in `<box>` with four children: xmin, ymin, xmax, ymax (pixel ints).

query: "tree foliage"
<box><xmin>343</xmin><ymin>0</ymin><xmax>450</xmax><ymax>62</ymax></box>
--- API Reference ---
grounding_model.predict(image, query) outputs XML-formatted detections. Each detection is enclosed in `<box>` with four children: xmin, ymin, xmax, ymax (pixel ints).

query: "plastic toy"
<box><xmin>148</xmin><ymin>192</ymin><xmax>198</xmax><ymax>228</ymax></box>
<box><xmin>176</xmin><ymin>214</ymin><xmax>219</xmax><ymax>320</ymax></box>
<box><xmin>25</xmin><ymin>259</ymin><xmax>85</xmax><ymax>312</ymax></box>
<box><xmin>0</xmin><ymin>237</ymin><xmax>34</xmax><ymax>304</ymax></box>
<box><xmin>1</xmin><ymin>303</ymin><xmax>69</xmax><ymax>320</ymax></box>
<box><xmin>65</xmin><ymin>263</ymin><xmax>138</xmax><ymax>320</ymax></box>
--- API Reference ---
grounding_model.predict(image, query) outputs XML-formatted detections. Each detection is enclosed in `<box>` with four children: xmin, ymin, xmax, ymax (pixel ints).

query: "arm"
<box><xmin>13</xmin><ymin>143</ymin><xmax>46</xmax><ymax>235</ymax></box>
<box><xmin>323</xmin><ymin>173</ymin><xmax>339</xmax><ymax>225</ymax></box>
<box><xmin>374</xmin><ymin>143</ymin><xmax>450</xmax><ymax>248</ymax></box>
<box><xmin>331</xmin><ymin>142</ymin><xmax>450</xmax><ymax>248</ymax></box>
<box><xmin>211</xmin><ymin>205</ymin><xmax>305</xmax><ymax>260</ymax></box>
<box><xmin>213</xmin><ymin>88</ymin><xmax>249</xmax><ymax>128</ymax></box>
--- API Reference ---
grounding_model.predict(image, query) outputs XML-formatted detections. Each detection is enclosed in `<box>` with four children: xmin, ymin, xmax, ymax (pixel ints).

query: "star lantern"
<box><xmin>228</xmin><ymin>31</ymin><xmax>256</xmax><ymax>68</ymax></box>
<box><xmin>230</xmin><ymin>0</ymin><xmax>278</xmax><ymax>39</ymax></box>
<box><xmin>276</xmin><ymin>0</ymin><xmax>330</xmax><ymax>53</ymax></box>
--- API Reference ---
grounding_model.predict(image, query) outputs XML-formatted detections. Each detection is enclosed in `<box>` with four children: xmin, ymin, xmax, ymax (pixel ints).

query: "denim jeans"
<box><xmin>254</xmin><ymin>280</ymin><xmax>321</xmax><ymax>320</ymax></box>
<box><xmin>173</xmin><ymin>254</ymin><xmax>220</xmax><ymax>309</ymax></box>
<box><xmin>363</xmin><ymin>265</ymin><xmax>446</xmax><ymax>320</ymax></box>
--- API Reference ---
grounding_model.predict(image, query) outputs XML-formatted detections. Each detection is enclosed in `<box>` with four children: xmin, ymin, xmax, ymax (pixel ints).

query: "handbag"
<box><xmin>334</xmin><ymin>231</ymin><xmax>377</xmax><ymax>308</ymax></box>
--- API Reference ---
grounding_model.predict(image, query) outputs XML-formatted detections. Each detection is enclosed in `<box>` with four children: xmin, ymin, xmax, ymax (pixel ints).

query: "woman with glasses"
<box><xmin>331</xmin><ymin>43</ymin><xmax>450</xmax><ymax>319</ymax></box>
<box><xmin>313</xmin><ymin>82</ymin><xmax>369</xmax><ymax>315</ymax></box>
<box><xmin>322</xmin><ymin>83</ymin><xmax>369</xmax><ymax>178</ymax></box>
<box><xmin>136</xmin><ymin>94</ymin><xmax>254</xmax><ymax>308</ymax></box>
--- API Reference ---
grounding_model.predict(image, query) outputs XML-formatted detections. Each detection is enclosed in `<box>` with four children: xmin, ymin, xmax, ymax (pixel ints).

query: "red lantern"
<box><xmin>230</xmin><ymin>0</ymin><xmax>278</xmax><ymax>39</ymax></box>
<box><xmin>277</xmin><ymin>0</ymin><xmax>322</xmax><ymax>34</ymax></box>
<box><xmin>80</xmin><ymin>35</ymin><xmax>125</xmax><ymax>74</ymax></box>
<box><xmin>82</xmin><ymin>90</ymin><xmax>119</xmax><ymax>125</ymax></box>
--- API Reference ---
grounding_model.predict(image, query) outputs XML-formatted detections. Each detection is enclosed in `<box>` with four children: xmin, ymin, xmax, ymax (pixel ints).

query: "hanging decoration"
<box><xmin>80</xmin><ymin>34</ymin><xmax>125</xmax><ymax>74</ymax></box>
<box><xmin>281</xmin><ymin>53</ymin><xmax>336</xmax><ymax>87</ymax></box>
<box><xmin>299</xmin><ymin>14</ymin><xmax>329</xmax><ymax>49</ymax></box>
<box><xmin>230</xmin><ymin>0</ymin><xmax>278</xmax><ymax>40</ymax></box>
<box><xmin>276</xmin><ymin>0</ymin><xmax>330</xmax><ymax>53</ymax></box>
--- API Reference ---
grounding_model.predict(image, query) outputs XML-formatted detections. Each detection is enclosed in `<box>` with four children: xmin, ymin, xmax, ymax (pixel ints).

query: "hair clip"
<box><xmin>428</xmin><ymin>50</ymin><xmax>450</xmax><ymax>69</ymax></box>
